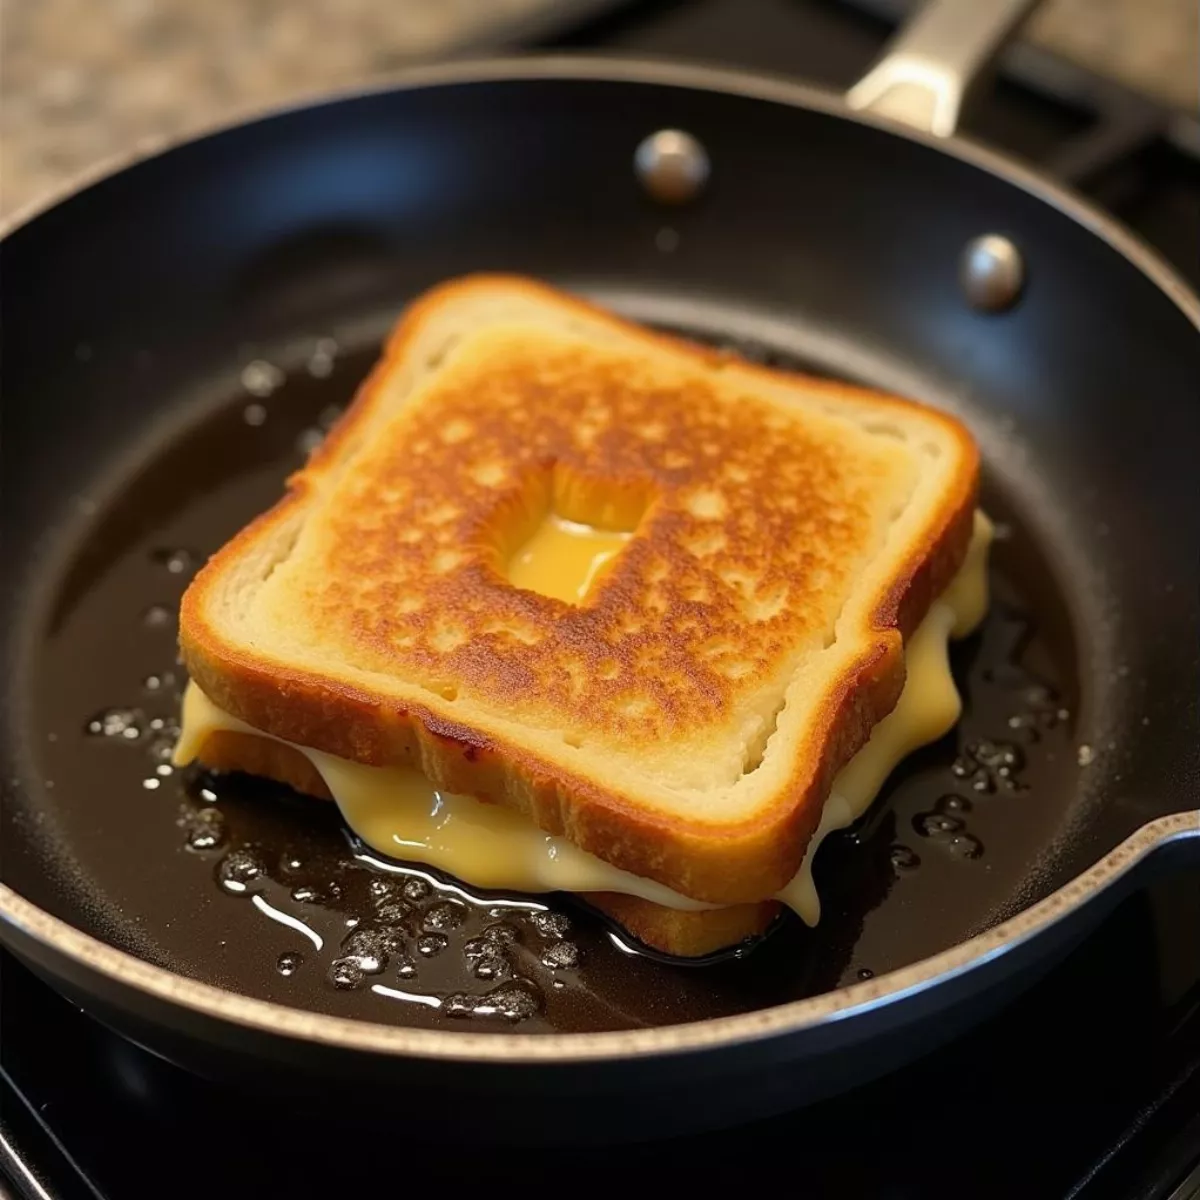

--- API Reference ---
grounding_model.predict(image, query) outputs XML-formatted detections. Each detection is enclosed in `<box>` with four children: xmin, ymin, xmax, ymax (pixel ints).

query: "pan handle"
<box><xmin>846</xmin><ymin>0</ymin><xmax>1039</xmax><ymax>137</ymax></box>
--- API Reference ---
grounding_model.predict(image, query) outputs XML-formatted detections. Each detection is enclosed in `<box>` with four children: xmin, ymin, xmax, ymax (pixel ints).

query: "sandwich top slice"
<box><xmin>176</xmin><ymin>275</ymin><xmax>987</xmax><ymax>957</ymax></box>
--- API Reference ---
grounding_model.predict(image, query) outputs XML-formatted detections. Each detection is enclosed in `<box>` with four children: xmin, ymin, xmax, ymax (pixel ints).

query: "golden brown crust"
<box><xmin>180</xmin><ymin>275</ymin><xmax>978</xmax><ymax>904</ymax></box>
<box><xmin>190</xmin><ymin>730</ymin><xmax>775</xmax><ymax>957</ymax></box>
<box><xmin>273</xmin><ymin>333</ymin><xmax>913</xmax><ymax>745</ymax></box>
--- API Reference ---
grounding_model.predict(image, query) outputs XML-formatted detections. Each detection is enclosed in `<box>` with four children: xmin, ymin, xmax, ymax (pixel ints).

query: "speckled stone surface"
<box><xmin>1030</xmin><ymin>0</ymin><xmax>1197</xmax><ymax>110</ymax></box>
<box><xmin>2</xmin><ymin>0</ymin><xmax>1196</xmax><ymax>220</ymax></box>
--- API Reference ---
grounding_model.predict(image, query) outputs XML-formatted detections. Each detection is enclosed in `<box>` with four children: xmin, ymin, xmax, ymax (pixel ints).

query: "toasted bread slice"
<box><xmin>181</xmin><ymin>275</ymin><xmax>978</xmax><ymax>906</ymax></box>
<box><xmin>191</xmin><ymin>727</ymin><xmax>778</xmax><ymax>957</ymax></box>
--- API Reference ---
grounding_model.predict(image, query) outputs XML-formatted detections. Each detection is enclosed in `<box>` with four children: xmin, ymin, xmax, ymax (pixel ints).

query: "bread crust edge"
<box><xmin>180</xmin><ymin>275</ymin><xmax>979</xmax><ymax>905</ymax></box>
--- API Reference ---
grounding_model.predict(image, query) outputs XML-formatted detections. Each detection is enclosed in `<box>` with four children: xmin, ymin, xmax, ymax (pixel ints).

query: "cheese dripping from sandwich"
<box><xmin>175</xmin><ymin>511</ymin><xmax>992</xmax><ymax>924</ymax></box>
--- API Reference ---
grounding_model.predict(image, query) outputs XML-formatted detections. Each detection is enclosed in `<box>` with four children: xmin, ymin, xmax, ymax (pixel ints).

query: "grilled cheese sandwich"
<box><xmin>176</xmin><ymin>276</ymin><xmax>986</xmax><ymax>956</ymax></box>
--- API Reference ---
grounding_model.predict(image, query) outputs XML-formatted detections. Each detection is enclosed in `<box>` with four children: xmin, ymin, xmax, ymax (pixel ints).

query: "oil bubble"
<box><xmin>182</xmin><ymin>808</ymin><xmax>226</xmax><ymax>852</ymax></box>
<box><xmin>971</xmin><ymin>740</ymin><xmax>1024</xmax><ymax>772</ymax></box>
<box><xmin>944</xmin><ymin>833</ymin><xmax>984</xmax><ymax>859</ymax></box>
<box><xmin>530</xmin><ymin>911</ymin><xmax>571</xmax><ymax>939</ymax></box>
<box><xmin>150</xmin><ymin>547</ymin><xmax>197</xmax><ymax>575</ymax></box>
<box><xmin>540</xmin><ymin>941</ymin><xmax>581</xmax><ymax>970</ymax></box>
<box><xmin>290</xmin><ymin>881</ymin><xmax>342</xmax><ymax>904</ymax></box>
<box><xmin>369</xmin><ymin>880</ymin><xmax>411</xmax><ymax>922</ymax></box>
<box><xmin>143</xmin><ymin>604</ymin><xmax>174</xmax><ymax>629</ymax></box>
<box><xmin>483</xmin><ymin>922</ymin><xmax>519</xmax><ymax>945</ymax></box>
<box><xmin>145</xmin><ymin>734</ymin><xmax>178</xmax><ymax>764</ymax></box>
<box><xmin>217</xmin><ymin>850</ymin><xmax>263</xmax><ymax>894</ymax></box>
<box><xmin>375</xmin><ymin>901</ymin><xmax>411</xmax><ymax>923</ymax></box>
<box><xmin>1006</xmin><ymin>713</ymin><xmax>1041</xmax><ymax>743</ymax></box>
<box><xmin>277</xmin><ymin>952</ymin><xmax>303</xmax><ymax>976</ymax></box>
<box><xmin>416</xmin><ymin>933</ymin><xmax>448</xmax><ymax>958</ymax></box>
<box><xmin>402</xmin><ymin>878</ymin><xmax>431</xmax><ymax>902</ymax></box>
<box><xmin>423</xmin><ymin>900</ymin><xmax>467</xmax><ymax>931</ymax></box>
<box><xmin>341</xmin><ymin>929</ymin><xmax>390</xmax><ymax>975</ymax></box>
<box><xmin>954</xmin><ymin>739</ymin><xmax>1025</xmax><ymax>791</ymax></box>
<box><xmin>913</xmin><ymin>799</ymin><xmax>984</xmax><ymax>860</ymax></box>
<box><xmin>442</xmin><ymin>993</ymin><xmax>475</xmax><ymax>1018</ymax></box>
<box><xmin>329</xmin><ymin>959</ymin><xmax>365</xmax><ymax>990</ymax></box>
<box><xmin>481</xmin><ymin>981</ymin><xmax>542</xmax><ymax>1022</ymax></box>
<box><xmin>464</xmin><ymin>937</ymin><xmax>510</xmax><ymax>981</ymax></box>
<box><xmin>915</xmin><ymin>811</ymin><xmax>965</xmax><ymax>838</ymax></box>
<box><xmin>444</xmin><ymin>984</ymin><xmax>541</xmax><ymax>1021</ymax></box>
<box><xmin>952</xmin><ymin>759</ymin><xmax>994</xmax><ymax>793</ymax></box>
<box><xmin>86</xmin><ymin>708</ymin><xmax>144</xmax><ymax>740</ymax></box>
<box><xmin>241</xmin><ymin>360</ymin><xmax>284</xmax><ymax>397</ymax></box>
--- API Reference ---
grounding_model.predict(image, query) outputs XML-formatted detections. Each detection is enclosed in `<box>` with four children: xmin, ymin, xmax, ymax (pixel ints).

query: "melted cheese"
<box><xmin>507</xmin><ymin>513</ymin><xmax>632</xmax><ymax>603</ymax></box>
<box><xmin>777</xmin><ymin>602</ymin><xmax>960</xmax><ymax>921</ymax></box>
<box><xmin>180</xmin><ymin>686</ymin><xmax>709</xmax><ymax>912</ymax></box>
<box><xmin>175</xmin><ymin>512</ymin><xmax>992</xmax><ymax>923</ymax></box>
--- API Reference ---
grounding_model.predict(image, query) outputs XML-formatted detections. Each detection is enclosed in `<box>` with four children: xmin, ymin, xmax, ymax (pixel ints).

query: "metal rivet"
<box><xmin>634</xmin><ymin>129</ymin><xmax>710</xmax><ymax>205</ymax></box>
<box><xmin>960</xmin><ymin>234</ymin><xmax>1025</xmax><ymax>312</ymax></box>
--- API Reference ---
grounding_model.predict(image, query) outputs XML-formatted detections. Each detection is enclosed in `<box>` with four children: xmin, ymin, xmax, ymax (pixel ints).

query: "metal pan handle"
<box><xmin>846</xmin><ymin>0</ymin><xmax>1039</xmax><ymax>137</ymax></box>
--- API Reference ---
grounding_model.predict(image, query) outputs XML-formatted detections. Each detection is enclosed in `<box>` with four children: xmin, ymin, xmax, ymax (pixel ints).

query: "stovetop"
<box><xmin>2</xmin><ymin>869</ymin><xmax>1198</xmax><ymax>1199</ymax></box>
<box><xmin>2</xmin><ymin>3</ymin><xmax>1198</xmax><ymax>1197</ymax></box>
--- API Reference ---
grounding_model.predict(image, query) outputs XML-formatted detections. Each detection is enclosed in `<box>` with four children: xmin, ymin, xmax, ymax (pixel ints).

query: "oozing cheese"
<box><xmin>175</xmin><ymin>512</ymin><xmax>992</xmax><ymax>923</ymax></box>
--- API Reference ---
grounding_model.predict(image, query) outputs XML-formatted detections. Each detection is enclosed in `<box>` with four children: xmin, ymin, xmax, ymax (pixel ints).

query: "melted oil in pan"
<box><xmin>25</xmin><ymin>334</ymin><xmax>1082</xmax><ymax>1033</ymax></box>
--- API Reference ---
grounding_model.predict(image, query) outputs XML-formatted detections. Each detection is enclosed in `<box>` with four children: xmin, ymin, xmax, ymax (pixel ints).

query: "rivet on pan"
<box><xmin>960</xmin><ymin>235</ymin><xmax>1025</xmax><ymax>312</ymax></box>
<box><xmin>634</xmin><ymin>130</ymin><xmax>710</xmax><ymax>205</ymax></box>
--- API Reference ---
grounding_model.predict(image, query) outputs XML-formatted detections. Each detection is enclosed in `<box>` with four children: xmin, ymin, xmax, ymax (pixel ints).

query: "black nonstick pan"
<box><xmin>1</xmin><ymin>0</ymin><xmax>1197</xmax><ymax>1139</ymax></box>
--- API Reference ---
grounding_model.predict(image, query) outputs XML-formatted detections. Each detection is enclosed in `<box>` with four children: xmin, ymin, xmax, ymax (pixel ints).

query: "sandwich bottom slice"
<box><xmin>174</xmin><ymin>511</ymin><xmax>992</xmax><ymax>958</ymax></box>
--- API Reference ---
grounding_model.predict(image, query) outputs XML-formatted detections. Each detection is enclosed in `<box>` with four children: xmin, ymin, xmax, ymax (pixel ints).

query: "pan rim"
<box><xmin>2</xmin><ymin>55</ymin><xmax>1198</xmax><ymax>330</ymax></box>
<box><xmin>2</xmin><ymin>814</ymin><xmax>1195</xmax><ymax>1062</ymax></box>
<box><xmin>2</xmin><ymin>56</ymin><xmax>1198</xmax><ymax>1064</ymax></box>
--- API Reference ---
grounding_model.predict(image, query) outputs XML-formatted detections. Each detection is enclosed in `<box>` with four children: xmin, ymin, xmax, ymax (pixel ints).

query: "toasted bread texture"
<box><xmin>181</xmin><ymin>276</ymin><xmax>978</xmax><ymax>905</ymax></box>
<box><xmin>192</xmin><ymin>728</ymin><xmax>777</xmax><ymax>957</ymax></box>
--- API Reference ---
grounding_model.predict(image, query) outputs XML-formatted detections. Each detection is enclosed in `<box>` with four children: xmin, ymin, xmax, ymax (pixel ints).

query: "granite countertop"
<box><xmin>2</xmin><ymin>0</ymin><xmax>1196</xmax><ymax>219</ymax></box>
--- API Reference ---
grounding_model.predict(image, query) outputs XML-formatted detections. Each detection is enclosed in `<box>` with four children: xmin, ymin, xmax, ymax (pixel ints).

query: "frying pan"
<box><xmin>1</xmin><ymin>0</ymin><xmax>1197</xmax><ymax>1139</ymax></box>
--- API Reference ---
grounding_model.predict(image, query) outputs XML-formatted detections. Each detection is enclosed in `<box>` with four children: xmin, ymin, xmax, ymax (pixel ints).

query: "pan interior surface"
<box><xmin>1</xmin><ymin>308</ymin><xmax>1084</xmax><ymax>1034</ymax></box>
<box><xmin>2</xmin><ymin>71</ymin><xmax>1197</xmax><ymax>1037</ymax></box>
